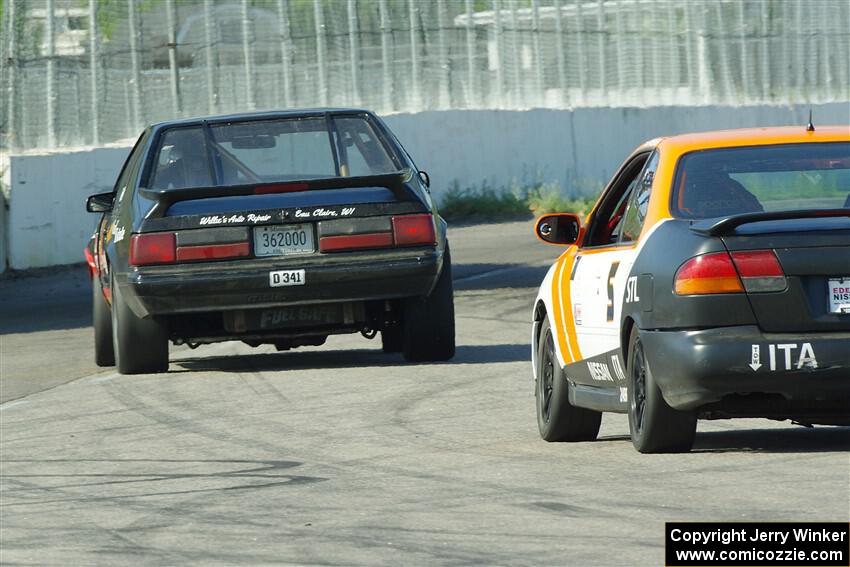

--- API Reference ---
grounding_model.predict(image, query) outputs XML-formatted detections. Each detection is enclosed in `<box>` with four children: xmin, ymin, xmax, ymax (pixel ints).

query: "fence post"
<box><xmin>464</xmin><ymin>0</ymin><xmax>476</xmax><ymax>107</ymax></box>
<box><xmin>737</xmin><ymin>1</ymin><xmax>748</xmax><ymax>101</ymax></box>
<box><xmin>575</xmin><ymin>0</ymin><xmax>587</xmax><ymax>106</ymax></box>
<box><xmin>596</xmin><ymin>0</ymin><xmax>606</xmax><ymax>105</ymax></box>
<box><xmin>203</xmin><ymin>0</ymin><xmax>217</xmax><ymax>113</ymax></box>
<box><xmin>88</xmin><ymin>0</ymin><xmax>99</xmax><ymax>145</ymax></box>
<box><xmin>277</xmin><ymin>0</ymin><xmax>293</xmax><ymax>108</ymax></box>
<box><xmin>666</xmin><ymin>0</ymin><xmax>678</xmax><ymax>104</ymax></box>
<box><xmin>242</xmin><ymin>0</ymin><xmax>256</xmax><ymax>109</ymax></box>
<box><xmin>437</xmin><ymin>0</ymin><xmax>450</xmax><ymax>109</ymax></box>
<box><xmin>127</xmin><ymin>0</ymin><xmax>143</xmax><ymax>131</ymax></box>
<box><xmin>46</xmin><ymin>0</ymin><xmax>56</xmax><ymax>148</ymax></box>
<box><xmin>6</xmin><ymin>0</ymin><xmax>17</xmax><ymax>150</ymax></box>
<box><xmin>314</xmin><ymin>0</ymin><xmax>328</xmax><ymax>106</ymax></box>
<box><xmin>166</xmin><ymin>0</ymin><xmax>181</xmax><ymax>115</ymax></box>
<box><xmin>492</xmin><ymin>0</ymin><xmax>504</xmax><ymax>108</ymax></box>
<box><xmin>507</xmin><ymin>0</ymin><xmax>521</xmax><ymax>107</ymax></box>
<box><xmin>531</xmin><ymin>0</ymin><xmax>543</xmax><ymax>106</ymax></box>
<box><xmin>553</xmin><ymin>0</ymin><xmax>567</xmax><ymax>106</ymax></box>
<box><xmin>408</xmin><ymin>0</ymin><xmax>420</xmax><ymax>109</ymax></box>
<box><xmin>379</xmin><ymin>0</ymin><xmax>393</xmax><ymax>111</ymax></box>
<box><xmin>347</xmin><ymin>0</ymin><xmax>361</xmax><ymax>106</ymax></box>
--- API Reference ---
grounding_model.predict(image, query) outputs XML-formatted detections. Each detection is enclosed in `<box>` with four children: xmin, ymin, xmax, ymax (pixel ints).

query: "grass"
<box><xmin>439</xmin><ymin>181</ymin><xmax>597</xmax><ymax>222</ymax></box>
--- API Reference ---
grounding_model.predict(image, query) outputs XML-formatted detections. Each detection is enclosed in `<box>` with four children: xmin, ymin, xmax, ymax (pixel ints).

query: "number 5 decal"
<box><xmin>606</xmin><ymin>262</ymin><xmax>620</xmax><ymax>322</ymax></box>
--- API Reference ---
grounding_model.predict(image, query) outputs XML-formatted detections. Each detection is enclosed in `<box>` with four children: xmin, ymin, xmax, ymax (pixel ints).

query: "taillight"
<box><xmin>674</xmin><ymin>252</ymin><xmax>744</xmax><ymax>295</ymax></box>
<box><xmin>730</xmin><ymin>250</ymin><xmax>787</xmax><ymax>293</ymax></box>
<box><xmin>83</xmin><ymin>246</ymin><xmax>97</xmax><ymax>279</ymax></box>
<box><xmin>176</xmin><ymin>242</ymin><xmax>251</xmax><ymax>262</ymax></box>
<box><xmin>392</xmin><ymin>214</ymin><xmax>436</xmax><ymax>246</ymax></box>
<box><xmin>319</xmin><ymin>233</ymin><xmax>393</xmax><ymax>252</ymax></box>
<box><xmin>129</xmin><ymin>233</ymin><xmax>176</xmax><ymax>266</ymax></box>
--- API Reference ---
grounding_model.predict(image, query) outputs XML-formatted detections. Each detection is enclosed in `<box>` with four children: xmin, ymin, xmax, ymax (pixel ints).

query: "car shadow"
<box><xmin>172</xmin><ymin>342</ymin><xmax>530</xmax><ymax>374</ymax></box>
<box><xmin>691</xmin><ymin>426</ymin><xmax>850</xmax><ymax>454</ymax></box>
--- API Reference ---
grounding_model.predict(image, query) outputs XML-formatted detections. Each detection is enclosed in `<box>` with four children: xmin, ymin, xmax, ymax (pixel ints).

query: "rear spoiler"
<box><xmin>690</xmin><ymin>209</ymin><xmax>850</xmax><ymax>236</ymax></box>
<box><xmin>139</xmin><ymin>169</ymin><xmax>417</xmax><ymax>210</ymax></box>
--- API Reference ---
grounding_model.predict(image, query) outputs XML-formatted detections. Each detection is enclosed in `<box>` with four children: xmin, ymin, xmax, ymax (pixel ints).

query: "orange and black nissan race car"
<box><xmin>531</xmin><ymin>124</ymin><xmax>850</xmax><ymax>453</ymax></box>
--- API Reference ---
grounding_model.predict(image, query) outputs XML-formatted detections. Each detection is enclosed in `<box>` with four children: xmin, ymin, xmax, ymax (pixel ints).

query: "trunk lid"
<box><xmin>692</xmin><ymin>212</ymin><xmax>850</xmax><ymax>332</ymax></box>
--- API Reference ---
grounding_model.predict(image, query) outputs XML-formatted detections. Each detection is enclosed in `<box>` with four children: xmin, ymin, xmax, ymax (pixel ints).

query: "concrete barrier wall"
<box><xmin>4</xmin><ymin>102</ymin><xmax>849</xmax><ymax>270</ymax></box>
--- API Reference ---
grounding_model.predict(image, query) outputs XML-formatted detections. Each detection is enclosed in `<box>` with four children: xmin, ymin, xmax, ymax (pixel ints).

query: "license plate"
<box><xmin>828</xmin><ymin>277</ymin><xmax>850</xmax><ymax>314</ymax></box>
<box><xmin>269</xmin><ymin>269</ymin><xmax>305</xmax><ymax>287</ymax></box>
<box><xmin>254</xmin><ymin>225</ymin><xmax>314</xmax><ymax>257</ymax></box>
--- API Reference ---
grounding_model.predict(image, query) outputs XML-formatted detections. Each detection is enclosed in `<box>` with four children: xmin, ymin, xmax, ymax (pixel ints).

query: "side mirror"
<box><xmin>418</xmin><ymin>170</ymin><xmax>430</xmax><ymax>188</ymax></box>
<box><xmin>86</xmin><ymin>192</ymin><xmax>115</xmax><ymax>213</ymax></box>
<box><xmin>535</xmin><ymin>213</ymin><xmax>581</xmax><ymax>245</ymax></box>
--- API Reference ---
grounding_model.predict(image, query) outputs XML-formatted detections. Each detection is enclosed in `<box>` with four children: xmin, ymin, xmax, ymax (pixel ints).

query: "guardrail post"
<box><xmin>166</xmin><ymin>0</ymin><xmax>181</xmax><ymax>115</ymax></box>
<box><xmin>203</xmin><ymin>0</ymin><xmax>217</xmax><ymax>113</ymax></box>
<box><xmin>347</xmin><ymin>0</ymin><xmax>361</xmax><ymax>106</ymax></box>
<box><xmin>314</xmin><ymin>0</ymin><xmax>328</xmax><ymax>106</ymax></box>
<box><xmin>46</xmin><ymin>0</ymin><xmax>56</xmax><ymax>148</ymax></box>
<box><xmin>88</xmin><ymin>0</ymin><xmax>99</xmax><ymax>145</ymax></box>
<box><xmin>464</xmin><ymin>0</ymin><xmax>476</xmax><ymax>107</ymax></box>
<box><xmin>277</xmin><ymin>0</ymin><xmax>293</xmax><ymax>108</ymax></box>
<box><xmin>241</xmin><ymin>0</ymin><xmax>256</xmax><ymax>109</ymax></box>
<box><xmin>127</xmin><ymin>0</ymin><xmax>143</xmax><ymax>132</ymax></box>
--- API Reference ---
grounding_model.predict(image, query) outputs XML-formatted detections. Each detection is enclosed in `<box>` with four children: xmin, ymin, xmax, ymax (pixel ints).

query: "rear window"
<box><xmin>149</xmin><ymin>115</ymin><xmax>400</xmax><ymax>190</ymax></box>
<box><xmin>671</xmin><ymin>142</ymin><xmax>850</xmax><ymax>219</ymax></box>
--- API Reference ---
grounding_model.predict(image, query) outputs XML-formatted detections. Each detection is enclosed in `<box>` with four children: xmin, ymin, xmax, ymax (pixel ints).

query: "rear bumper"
<box><xmin>118</xmin><ymin>247</ymin><xmax>442</xmax><ymax>317</ymax></box>
<box><xmin>641</xmin><ymin>326</ymin><xmax>850</xmax><ymax>416</ymax></box>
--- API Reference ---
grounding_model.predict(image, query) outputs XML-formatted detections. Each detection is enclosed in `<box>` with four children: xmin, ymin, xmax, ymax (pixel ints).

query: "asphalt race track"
<box><xmin>1</xmin><ymin>221</ymin><xmax>848</xmax><ymax>566</ymax></box>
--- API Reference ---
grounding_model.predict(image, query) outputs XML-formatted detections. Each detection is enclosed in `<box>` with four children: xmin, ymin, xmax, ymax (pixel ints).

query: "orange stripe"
<box><xmin>550</xmin><ymin>252</ymin><xmax>584</xmax><ymax>364</ymax></box>
<box><xmin>550</xmin><ymin>255</ymin><xmax>571</xmax><ymax>364</ymax></box>
<box><xmin>561</xmin><ymin>256</ymin><xmax>583</xmax><ymax>362</ymax></box>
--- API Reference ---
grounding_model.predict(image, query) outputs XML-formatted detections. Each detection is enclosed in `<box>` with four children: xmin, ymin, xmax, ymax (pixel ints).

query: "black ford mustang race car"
<box><xmin>85</xmin><ymin>109</ymin><xmax>454</xmax><ymax>374</ymax></box>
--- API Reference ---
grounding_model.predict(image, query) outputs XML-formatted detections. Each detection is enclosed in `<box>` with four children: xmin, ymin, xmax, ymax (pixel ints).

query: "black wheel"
<box><xmin>627</xmin><ymin>326</ymin><xmax>697</xmax><ymax>453</ymax></box>
<box><xmin>381</xmin><ymin>327</ymin><xmax>403</xmax><ymax>353</ymax></box>
<box><xmin>401</xmin><ymin>245</ymin><xmax>456</xmax><ymax>362</ymax></box>
<box><xmin>111</xmin><ymin>275</ymin><xmax>169</xmax><ymax>375</ymax></box>
<box><xmin>535</xmin><ymin>318</ymin><xmax>601</xmax><ymax>442</ymax></box>
<box><xmin>92</xmin><ymin>278</ymin><xmax>115</xmax><ymax>367</ymax></box>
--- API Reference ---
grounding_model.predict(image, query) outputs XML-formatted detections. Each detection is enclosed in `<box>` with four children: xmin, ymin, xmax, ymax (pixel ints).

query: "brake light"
<box><xmin>730</xmin><ymin>250</ymin><xmax>787</xmax><ymax>292</ymax></box>
<box><xmin>319</xmin><ymin>233</ymin><xmax>393</xmax><ymax>252</ymax></box>
<box><xmin>254</xmin><ymin>182</ymin><xmax>310</xmax><ymax>195</ymax></box>
<box><xmin>176</xmin><ymin>242</ymin><xmax>251</xmax><ymax>262</ymax></box>
<box><xmin>674</xmin><ymin>252</ymin><xmax>744</xmax><ymax>295</ymax></box>
<box><xmin>129</xmin><ymin>233</ymin><xmax>176</xmax><ymax>266</ymax></box>
<box><xmin>392</xmin><ymin>214</ymin><xmax>436</xmax><ymax>246</ymax></box>
<box><xmin>83</xmin><ymin>246</ymin><xmax>96</xmax><ymax>279</ymax></box>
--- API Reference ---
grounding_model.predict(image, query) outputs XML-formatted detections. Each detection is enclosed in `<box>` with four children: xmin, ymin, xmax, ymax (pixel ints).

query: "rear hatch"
<box><xmin>693</xmin><ymin>211</ymin><xmax>850</xmax><ymax>332</ymax></box>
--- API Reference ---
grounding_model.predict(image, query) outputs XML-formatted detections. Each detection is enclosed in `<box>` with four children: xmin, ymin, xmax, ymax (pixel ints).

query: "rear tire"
<box><xmin>111</xmin><ymin>275</ymin><xmax>169</xmax><ymax>375</ymax></box>
<box><xmin>627</xmin><ymin>326</ymin><xmax>697</xmax><ymax>453</ymax></box>
<box><xmin>535</xmin><ymin>318</ymin><xmax>601</xmax><ymax>441</ymax></box>
<box><xmin>401</xmin><ymin>246</ymin><xmax>456</xmax><ymax>362</ymax></box>
<box><xmin>93</xmin><ymin>278</ymin><xmax>115</xmax><ymax>367</ymax></box>
<box><xmin>381</xmin><ymin>327</ymin><xmax>403</xmax><ymax>353</ymax></box>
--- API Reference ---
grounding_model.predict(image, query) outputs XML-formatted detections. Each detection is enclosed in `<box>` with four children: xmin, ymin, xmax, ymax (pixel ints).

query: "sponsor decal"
<box><xmin>110</xmin><ymin>221</ymin><xmax>125</xmax><ymax>243</ymax></box>
<box><xmin>606</xmin><ymin>262</ymin><xmax>620</xmax><ymax>322</ymax></box>
<box><xmin>294</xmin><ymin>207</ymin><xmax>356</xmax><ymax>219</ymax></box>
<box><xmin>749</xmin><ymin>343</ymin><xmax>818</xmax><ymax>371</ymax></box>
<box><xmin>610</xmin><ymin>354</ymin><xmax>627</xmax><ymax>382</ymax></box>
<box><xmin>199</xmin><ymin>213</ymin><xmax>273</xmax><ymax>226</ymax></box>
<box><xmin>587</xmin><ymin>361</ymin><xmax>614</xmax><ymax>382</ymax></box>
<box><xmin>625</xmin><ymin>276</ymin><xmax>640</xmax><ymax>303</ymax></box>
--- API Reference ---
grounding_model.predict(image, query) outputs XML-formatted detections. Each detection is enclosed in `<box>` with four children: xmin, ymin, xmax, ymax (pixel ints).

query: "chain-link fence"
<box><xmin>1</xmin><ymin>0</ymin><xmax>848</xmax><ymax>152</ymax></box>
